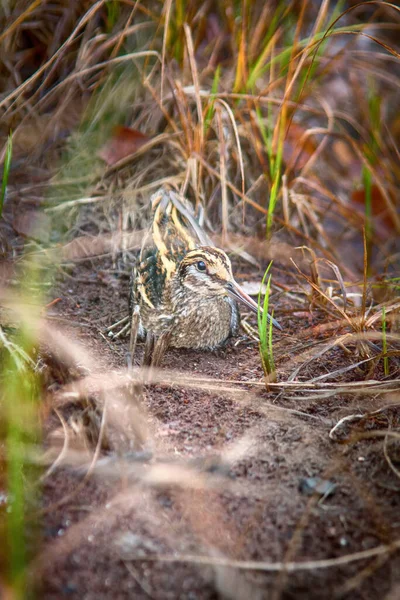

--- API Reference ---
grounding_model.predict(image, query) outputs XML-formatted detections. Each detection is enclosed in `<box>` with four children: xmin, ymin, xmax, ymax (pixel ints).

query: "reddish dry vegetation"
<box><xmin>1</xmin><ymin>2</ymin><xmax>400</xmax><ymax>599</ymax></box>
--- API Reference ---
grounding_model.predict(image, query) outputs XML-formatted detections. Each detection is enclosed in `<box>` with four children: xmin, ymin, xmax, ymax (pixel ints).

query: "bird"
<box><xmin>129</xmin><ymin>188</ymin><xmax>281</xmax><ymax>365</ymax></box>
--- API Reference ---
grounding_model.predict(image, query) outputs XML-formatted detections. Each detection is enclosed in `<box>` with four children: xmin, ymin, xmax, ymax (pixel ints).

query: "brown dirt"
<box><xmin>33</xmin><ymin>255</ymin><xmax>400</xmax><ymax>600</ymax></box>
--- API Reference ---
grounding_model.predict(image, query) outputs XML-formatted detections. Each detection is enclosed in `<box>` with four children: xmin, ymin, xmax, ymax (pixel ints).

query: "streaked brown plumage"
<box><xmin>129</xmin><ymin>188</ymin><xmax>280</xmax><ymax>364</ymax></box>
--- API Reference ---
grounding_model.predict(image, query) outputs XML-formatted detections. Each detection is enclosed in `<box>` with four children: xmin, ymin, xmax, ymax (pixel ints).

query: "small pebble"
<box><xmin>299</xmin><ymin>477</ymin><xmax>337</xmax><ymax>498</ymax></box>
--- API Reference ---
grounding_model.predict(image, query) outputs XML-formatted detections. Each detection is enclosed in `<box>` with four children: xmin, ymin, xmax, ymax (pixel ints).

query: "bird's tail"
<box><xmin>150</xmin><ymin>187</ymin><xmax>214</xmax><ymax>247</ymax></box>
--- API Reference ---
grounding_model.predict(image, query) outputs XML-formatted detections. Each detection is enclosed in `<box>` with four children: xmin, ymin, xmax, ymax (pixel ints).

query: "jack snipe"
<box><xmin>129</xmin><ymin>188</ymin><xmax>281</xmax><ymax>365</ymax></box>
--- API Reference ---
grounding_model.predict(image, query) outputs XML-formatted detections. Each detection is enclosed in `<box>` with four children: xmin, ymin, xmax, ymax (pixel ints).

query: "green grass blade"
<box><xmin>268</xmin><ymin>308</ymin><xmax>275</xmax><ymax>373</ymax></box>
<box><xmin>1</xmin><ymin>132</ymin><xmax>13</xmax><ymax>218</ymax></box>
<box><xmin>362</xmin><ymin>164</ymin><xmax>372</xmax><ymax>248</ymax></box>
<box><xmin>267</xmin><ymin>111</ymin><xmax>285</xmax><ymax>235</ymax></box>
<box><xmin>257</xmin><ymin>262</ymin><xmax>275</xmax><ymax>377</ymax></box>
<box><xmin>105</xmin><ymin>1</ymin><xmax>120</xmax><ymax>31</ymax></box>
<box><xmin>204</xmin><ymin>65</ymin><xmax>221</xmax><ymax>135</ymax></box>
<box><xmin>2</xmin><ymin>324</ymin><xmax>41</xmax><ymax>598</ymax></box>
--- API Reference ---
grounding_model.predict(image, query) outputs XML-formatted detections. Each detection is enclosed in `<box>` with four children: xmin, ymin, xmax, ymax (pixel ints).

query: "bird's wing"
<box><xmin>168</xmin><ymin>191</ymin><xmax>214</xmax><ymax>247</ymax></box>
<box><xmin>133</xmin><ymin>188</ymin><xmax>214</xmax><ymax>310</ymax></box>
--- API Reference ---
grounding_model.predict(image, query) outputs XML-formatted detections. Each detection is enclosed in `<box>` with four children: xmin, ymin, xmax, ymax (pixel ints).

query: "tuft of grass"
<box><xmin>0</xmin><ymin>132</ymin><xmax>13</xmax><ymax>218</ymax></box>
<box><xmin>257</xmin><ymin>262</ymin><xmax>276</xmax><ymax>382</ymax></box>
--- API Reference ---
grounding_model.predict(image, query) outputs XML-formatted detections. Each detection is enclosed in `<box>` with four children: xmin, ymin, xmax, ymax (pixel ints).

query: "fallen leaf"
<box><xmin>12</xmin><ymin>210</ymin><xmax>51</xmax><ymax>242</ymax></box>
<box><xmin>283</xmin><ymin>123</ymin><xmax>317</xmax><ymax>171</ymax></box>
<box><xmin>351</xmin><ymin>184</ymin><xmax>397</xmax><ymax>235</ymax></box>
<box><xmin>98</xmin><ymin>126</ymin><xmax>150</xmax><ymax>166</ymax></box>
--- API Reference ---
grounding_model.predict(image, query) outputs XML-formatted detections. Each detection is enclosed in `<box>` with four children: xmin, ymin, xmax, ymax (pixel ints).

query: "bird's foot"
<box><xmin>105</xmin><ymin>314</ymin><xmax>130</xmax><ymax>339</ymax></box>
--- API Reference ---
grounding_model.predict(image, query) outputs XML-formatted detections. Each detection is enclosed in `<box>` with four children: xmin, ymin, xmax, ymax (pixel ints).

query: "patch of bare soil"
<box><xmin>34</xmin><ymin>256</ymin><xmax>400</xmax><ymax>600</ymax></box>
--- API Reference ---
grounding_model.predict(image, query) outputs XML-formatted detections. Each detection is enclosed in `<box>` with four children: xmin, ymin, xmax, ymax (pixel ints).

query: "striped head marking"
<box><xmin>178</xmin><ymin>246</ymin><xmax>277</xmax><ymax>324</ymax></box>
<box><xmin>178</xmin><ymin>246</ymin><xmax>234</xmax><ymax>296</ymax></box>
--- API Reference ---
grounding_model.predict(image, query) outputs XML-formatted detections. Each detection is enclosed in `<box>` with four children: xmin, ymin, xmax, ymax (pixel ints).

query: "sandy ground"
<box><xmin>32</xmin><ymin>256</ymin><xmax>400</xmax><ymax>600</ymax></box>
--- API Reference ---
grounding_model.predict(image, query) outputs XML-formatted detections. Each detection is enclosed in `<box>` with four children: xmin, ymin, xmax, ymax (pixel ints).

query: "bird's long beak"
<box><xmin>226</xmin><ymin>280</ymin><xmax>282</xmax><ymax>331</ymax></box>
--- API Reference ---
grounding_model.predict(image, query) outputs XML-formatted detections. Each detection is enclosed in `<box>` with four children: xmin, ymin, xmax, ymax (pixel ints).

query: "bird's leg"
<box><xmin>151</xmin><ymin>330</ymin><xmax>172</xmax><ymax>368</ymax></box>
<box><xmin>129</xmin><ymin>305</ymin><xmax>141</xmax><ymax>359</ymax></box>
<box><xmin>143</xmin><ymin>332</ymin><xmax>155</xmax><ymax>366</ymax></box>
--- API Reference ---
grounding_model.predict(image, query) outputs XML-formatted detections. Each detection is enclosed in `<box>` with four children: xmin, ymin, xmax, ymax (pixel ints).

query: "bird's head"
<box><xmin>177</xmin><ymin>246</ymin><xmax>282</xmax><ymax>329</ymax></box>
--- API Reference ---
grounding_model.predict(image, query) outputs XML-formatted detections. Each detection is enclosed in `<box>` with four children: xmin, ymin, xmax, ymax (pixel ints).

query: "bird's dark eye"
<box><xmin>196</xmin><ymin>260</ymin><xmax>207</xmax><ymax>272</ymax></box>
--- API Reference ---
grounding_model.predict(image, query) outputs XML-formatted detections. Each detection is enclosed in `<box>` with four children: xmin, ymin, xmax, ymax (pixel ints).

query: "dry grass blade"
<box><xmin>365</xmin><ymin>301</ymin><xmax>400</xmax><ymax>328</ymax></box>
<box><xmin>215</xmin><ymin>99</ymin><xmax>245</xmax><ymax>199</ymax></box>
<box><xmin>315</xmin><ymin>258</ymin><xmax>348</xmax><ymax>311</ymax></box>
<box><xmin>133</xmin><ymin>538</ymin><xmax>400</xmax><ymax>572</ymax></box>
<box><xmin>329</xmin><ymin>398</ymin><xmax>400</xmax><ymax>441</ymax></box>
<box><xmin>383</xmin><ymin>428</ymin><xmax>400</xmax><ymax>481</ymax></box>
<box><xmin>0</xmin><ymin>0</ymin><xmax>106</xmax><ymax>112</ymax></box>
<box><xmin>216</xmin><ymin>105</ymin><xmax>228</xmax><ymax>237</ymax></box>
<box><xmin>39</xmin><ymin>408</ymin><xmax>70</xmax><ymax>482</ymax></box>
<box><xmin>51</xmin><ymin>365</ymin><xmax>329</xmax><ymax>425</ymax></box>
<box><xmin>287</xmin><ymin>333</ymin><xmax>352</xmax><ymax>382</ymax></box>
<box><xmin>290</xmin><ymin>259</ymin><xmax>354</xmax><ymax>326</ymax></box>
<box><xmin>160</xmin><ymin>0</ymin><xmax>173</xmax><ymax>103</ymax></box>
<box><xmin>183</xmin><ymin>23</ymin><xmax>203</xmax><ymax>147</ymax></box>
<box><xmin>0</xmin><ymin>0</ymin><xmax>42</xmax><ymax>44</ymax></box>
<box><xmin>308</xmin><ymin>356</ymin><xmax>378</xmax><ymax>383</ymax></box>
